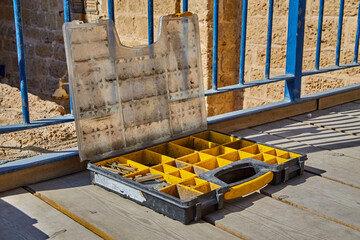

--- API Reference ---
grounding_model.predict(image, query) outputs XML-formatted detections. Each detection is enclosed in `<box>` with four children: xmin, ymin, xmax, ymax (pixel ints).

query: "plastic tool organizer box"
<box><xmin>63</xmin><ymin>14</ymin><xmax>307</xmax><ymax>224</ymax></box>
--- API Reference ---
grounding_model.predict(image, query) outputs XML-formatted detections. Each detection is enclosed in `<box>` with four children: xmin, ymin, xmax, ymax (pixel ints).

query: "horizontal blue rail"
<box><xmin>2</xmin><ymin>0</ymin><xmax>360</xmax><ymax>139</ymax></box>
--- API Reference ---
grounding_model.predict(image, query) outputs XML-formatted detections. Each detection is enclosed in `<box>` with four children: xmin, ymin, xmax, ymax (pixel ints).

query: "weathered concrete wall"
<box><xmin>0</xmin><ymin>0</ymin><xmax>69</xmax><ymax>109</ymax></box>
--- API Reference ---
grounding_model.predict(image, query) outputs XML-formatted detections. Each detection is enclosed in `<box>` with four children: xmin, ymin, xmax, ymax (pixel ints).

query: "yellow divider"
<box><xmin>219</xmin><ymin>150</ymin><xmax>255</xmax><ymax>162</ymax></box>
<box><xmin>164</xmin><ymin>160</ymin><xmax>191</xmax><ymax>169</ymax></box>
<box><xmin>177</xmin><ymin>152</ymin><xmax>215</xmax><ymax>164</ymax></box>
<box><xmin>201</xmin><ymin>146</ymin><xmax>236</xmax><ymax>156</ymax></box>
<box><xmin>192</xmin><ymin>131</ymin><xmax>238</xmax><ymax>145</ymax></box>
<box><xmin>150</xmin><ymin>164</ymin><xmax>179</xmax><ymax>174</ymax></box>
<box><xmin>159</xmin><ymin>184</ymin><xmax>204</xmax><ymax>200</ymax></box>
<box><xmin>194</xmin><ymin>157</ymin><xmax>232</xmax><ymax>170</ymax></box>
<box><xmin>223</xmin><ymin>139</ymin><xmax>256</xmax><ymax>150</ymax></box>
<box><xmin>171</xmin><ymin>136</ymin><xmax>218</xmax><ymax>151</ymax></box>
<box><xmin>240</xmin><ymin>144</ymin><xmax>275</xmax><ymax>155</ymax></box>
<box><xmin>122</xmin><ymin>150</ymin><xmax>173</xmax><ymax>166</ymax></box>
<box><xmin>193</xmin><ymin>182</ymin><xmax>221</xmax><ymax>193</ymax></box>
<box><xmin>148</xmin><ymin>143</ymin><xmax>195</xmax><ymax>158</ymax></box>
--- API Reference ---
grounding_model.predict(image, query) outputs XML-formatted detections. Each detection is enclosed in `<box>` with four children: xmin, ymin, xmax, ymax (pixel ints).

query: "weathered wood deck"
<box><xmin>1</xmin><ymin>101</ymin><xmax>360</xmax><ymax>239</ymax></box>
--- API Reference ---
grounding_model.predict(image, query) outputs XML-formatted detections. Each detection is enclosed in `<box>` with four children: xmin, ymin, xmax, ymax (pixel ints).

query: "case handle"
<box><xmin>224</xmin><ymin>171</ymin><xmax>273</xmax><ymax>200</ymax></box>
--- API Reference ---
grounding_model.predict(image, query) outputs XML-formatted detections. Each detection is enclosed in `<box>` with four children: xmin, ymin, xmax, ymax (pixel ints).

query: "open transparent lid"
<box><xmin>63</xmin><ymin>14</ymin><xmax>207</xmax><ymax>162</ymax></box>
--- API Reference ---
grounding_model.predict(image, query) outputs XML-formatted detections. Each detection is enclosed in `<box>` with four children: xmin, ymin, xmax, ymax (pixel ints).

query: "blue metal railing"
<box><xmin>1</xmin><ymin>0</ymin><xmax>360</xmax><ymax>136</ymax></box>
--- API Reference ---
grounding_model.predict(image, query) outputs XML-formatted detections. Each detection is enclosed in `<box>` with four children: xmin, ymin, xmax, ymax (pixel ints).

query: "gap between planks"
<box><xmin>22</xmin><ymin>186</ymin><xmax>116</xmax><ymax>240</ymax></box>
<box><xmin>260</xmin><ymin>190</ymin><xmax>360</xmax><ymax>232</ymax></box>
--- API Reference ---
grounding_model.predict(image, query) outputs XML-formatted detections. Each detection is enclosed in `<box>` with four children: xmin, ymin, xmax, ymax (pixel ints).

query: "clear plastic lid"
<box><xmin>63</xmin><ymin>14</ymin><xmax>206</xmax><ymax>162</ymax></box>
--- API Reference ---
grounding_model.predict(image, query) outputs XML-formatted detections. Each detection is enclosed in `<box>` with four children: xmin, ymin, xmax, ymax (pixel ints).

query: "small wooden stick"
<box><xmin>135</xmin><ymin>174</ymin><xmax>163</xmax><ymax>183</ymax></box>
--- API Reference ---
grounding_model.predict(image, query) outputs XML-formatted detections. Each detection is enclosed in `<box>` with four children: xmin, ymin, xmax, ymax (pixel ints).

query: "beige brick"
<box><xmin>35</xmin><ymin>44</ymin><xmax>53</xmax><ymax>58</ymax></box>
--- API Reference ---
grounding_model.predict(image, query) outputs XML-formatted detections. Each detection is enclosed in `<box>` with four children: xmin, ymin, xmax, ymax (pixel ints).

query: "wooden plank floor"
<box><xmin>1</xmin><ymin>101</ymin><xmax>360</xmax><ymax>239</ymax></box>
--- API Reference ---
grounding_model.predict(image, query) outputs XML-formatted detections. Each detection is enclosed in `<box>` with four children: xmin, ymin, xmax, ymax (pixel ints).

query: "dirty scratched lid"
<box><xmin>63</xmin><ymin>14</ymin><xmax>207</xmax><ymax>162</ymax></box>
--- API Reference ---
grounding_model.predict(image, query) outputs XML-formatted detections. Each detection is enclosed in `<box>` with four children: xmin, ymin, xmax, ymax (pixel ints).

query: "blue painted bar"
<box><xmin>147</xmin><ymin>0</ymin><xmax>154</xmax><ymax>44</ymax></box>
<box><xmin>0</xmin><ymin>147</ymin><xmax>78</xmax><ymax>175</ymax></box>
<box><xmin>315</xmin><ymin>0</ymin><xmax>324</xmax><ymax>70</ymax></box>
<box><xmin>354</xmin><ymin>1</ymin><xmax>360</xmax><ymax>63</ymax></box>
<box><xmin>0</xmin><ymin>115</ymin><xmax>74</xmax><ymax>134</ymax></box>
<box><xmin>302</xmin><ymin>62</ymin><xmax>360</xmax><ymax>76</ymax></box>
<box><xmin>239</xmin><ymin>0</ymin><xmax>248</xmax><ymax>84</ymax></box>
<box><xmin>284</xmin><ymin>0</ymin><xmax>306</xmax><ymax>102</ymax></box>
<box><xmin>108</xmin><ymin>0</ymin><xmax>115</xmax><ymax>22</ymax></box>
<box><xmin>183</xmin><ymin>0</ymin><xmax>188</xmax><ymax>12</ymax></box>
<box><xmin>63</xmin><ymin>0</ymin><xmax>73</xmax><ymax>115</ymax></box>
<box><xmin>265</xmin><ymin>0</ymin><xmax>274</xmax><ymax>79</ymax></box>
<box><xmin>63</xmin><ymin>0</ymin><xmax>71</xmax><ymax>22</ymax></box>
<box><xmin>205</xmin><ymin>74</ymin><xmax>294</xmax><ymax>96</ymax></box>
<box><xmin>208</xmin><ymin>83</ymin><xmax>360</xmax><ymax>125</ymax></box>
<box><xmin>335</xmin><ymin>0</ymin><xmax>345</xmax><ymax>66</ymax></box>
<box><xmin>212</xmin><ymin>0</ymin><xmax>219</xmax><ymax>90</ymax></box>
<box><xmin>13</xmin><ymin>0</ymin><xmax>30</xmax><ymax>124</ymax></box>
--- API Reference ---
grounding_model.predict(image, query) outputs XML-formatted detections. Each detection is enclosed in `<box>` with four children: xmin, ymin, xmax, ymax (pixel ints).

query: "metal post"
<box><xmin>212</xmin><ymin>0</ymin><xmax>219</xmax><ymax>90</ymax></box>
<box><xmin>183</xmin><ymin>0</ymin><xmax>188</xmax><ymax>12</ymax></box>
<box><xmin>13</xmin><ymin>0</ymin><xmax>30</xmax><ymax>124</ymax></box>
<box><xmin>335</xmin><ymin>0</ymin><xmax>345</xmax><ymax>66</ymax></box>
<box><xmin>63</xmin><ymin>0</ymin><xmax>71</xmax><ymax>22</ymax></box>
<box><xmin>315</xmin><ymin>0</ymin><xmax>324</xmax><ymax>70</ymax></box>
<box><xmin>108</xmin><ymin>0</ymin><xmax>114</xmax><ymax>22</ymax></box>
<box><xmin>148</xmin><ymin>0</ymin><xmax>154</xmax><ymax>44</ymax></box>
<box><xmin>265</xmin><ymin>0</ymin><xmax>274</xmax><ymax>79</ymax></box>
<box><xmin>63</xmin><ymin>0</ymin><xmax>73</xmax><ymax>115</ymax></box>
<box><xmin>354</xmin><ymin>1</ymin><xmax>360</xmax><ymax>63</ymax></box>
<box><xmin>239</xmin><ymin>0</ymin><xmax>248</xmax><ymax>84</ymax></box>
<box><xmin>284</xmin><ymin>0</ymin><xmax>306</xmax><ymax>102</ymax></box>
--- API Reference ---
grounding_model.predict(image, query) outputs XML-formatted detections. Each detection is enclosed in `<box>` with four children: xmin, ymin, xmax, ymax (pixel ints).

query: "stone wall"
<box><xmin>0</xmin><ymin>0</ymin><xmax>70</xmax><ymax>111</ymax></box>
<box><xmin>242</xmin><ymin>0</ymin><xmax>360</xmax><ymax>109</ymax></box>
<box><xmin>0</xmin><ymin>0</ymin><xmax>359</xmax><ymax>117</ymax></box>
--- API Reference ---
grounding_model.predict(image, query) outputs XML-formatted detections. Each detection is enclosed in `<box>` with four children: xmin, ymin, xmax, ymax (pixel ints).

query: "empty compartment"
<box><xmin>215</xmin><ymin>164</ymin><xmax>256</xmax><ymax>184</ymax></box>
<box><xmin>240</xmin><ymin>144</ymin><xmax>274</xmax><ymax>155</ymax></box>
<box><xmin>192</xmin><ymin>131</ymin><xmax>237</xmax><ymax>145</ymax></box>
<box><xmin>148</xmin><ymin>142</ymin><xmax>195</xmax><ymax>158</ymax></box>
<box><xmin>159</xmin><ymin>184</ymin><xmax>204</xmax><ymax>200</ymax></box>
<box><xmin>193</xmin><ymin>182</ymin><xmax>220</xmax><ymax>193</ymax></box>
<box><xmin>179</xmin><ymin>177</ymin><xmax>208</xmax><ymax>188</ymax></box>
<box><xmin>253</xmin><ymin>153</ymin><xmax>288</xmax><ymax>165</ymax></box>
<box><xmin>169</xmin><ymin>169</ymin><xmax>197</xmax><ymax>180</ymax></box>
<box><xmin>263</xmin><ymin>148</ymin><xmax>289</xmax><ymax>157</ymax></box>
<box><xmin>150</xmin><ymin>164</ymin><xmax>179</xmax><ymax>174</ymax></box>
<box><xmin>219</xmin><ymin>151</ymin><xmax>255</xmax><ymax>162</ymax></box>
<box><xmin>277</xmin><ymin>151</ymin><xmax>302</xmax><ymax>159</ymax></box>
<box><xmin>224</xmin><ymin>139</ymin><xmax>255</xmax><ymax>150</ymax></box>
<box><xmin>122</xmin><ymin>149</ymin><xmax>173</xmax><ymax>166</ymax></box>
<box><xmin>201</xmin><ymin>146</ymin><xmax>236</xmax><ymax>156</ymax></box>
<box><xmin>171</xmin><ymin>136</ymin><xmax>217</xmax><ymax>151</ymax></box>
<box><xmin>194</xmin><ymin>157</ymin><xmax>232</xmax><ymax>170</ymax></box>
<box><xmin>253</xmin><ymin>153</ymin><xmax>277</xmax><ymax>164</ymax></box>
<box><xmin>177</xmin><ymin>152</ymin><xmax>214</xmax><ymax>164</ymax></box>
<box><xmin>164</xmin><ymin>160</ymin><xmax>191</xmax><ymax>169</ymax></box>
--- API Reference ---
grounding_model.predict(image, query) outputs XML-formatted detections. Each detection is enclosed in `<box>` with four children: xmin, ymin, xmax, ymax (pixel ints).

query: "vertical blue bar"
<box><xmin>183</xmin><ymin>0</ymin><xmax>188</xmax><ymax>12</ymax></box>
<box><xmin>265</xmin><ymin>0</ymin><xmax>274</xmax><ymax>79</ymax></box>
<box><xmin>239</xmin><ymin>0</ymin><xmax>248</xmax><ymax>84</ymax></box>
<box><xmin>284</xmin><ymin>0</ymin><xmax>306</xmax><ymax>102</ymax></box>
<box><xmin>108</xmin><ymin>0</ymin><xmax>114</xmax><ymax>22</ymax></box>
<box><xmin>354</xmin><ymin>1</ymin><xmax>360</xmax><ymax>63</ymax></box>
<box><xmin>13</xmin><ymin>0</ymin><xmax>30</xmax><ymax>124</ymax></box>
<box><xmin>63</xmin><ymin>0</ymin><xmax>71</xmax><ymax>22</ymax></box>
<box><xmin>148</xmin><ymin>0</ymin><xmax>154</xmax><ymax>44</ymax></box>
<box><xmin>315</xmin><ymin>0</ymin><xmax>324</xmax><ymax>70</ymax></box>
<box><xmin>335</xmin><ymin>0</ymin><xmax>345</xmax><ymax>66</ymax></box>
<box><xmin>212</xmin><ymin>0</ymin><xmax>219</xmax><ymax>90</ymax></box>
<box><xmin>63</xmin><ymin>0</ymin><xmax>73</xmax><ymax>115</ymax></box>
